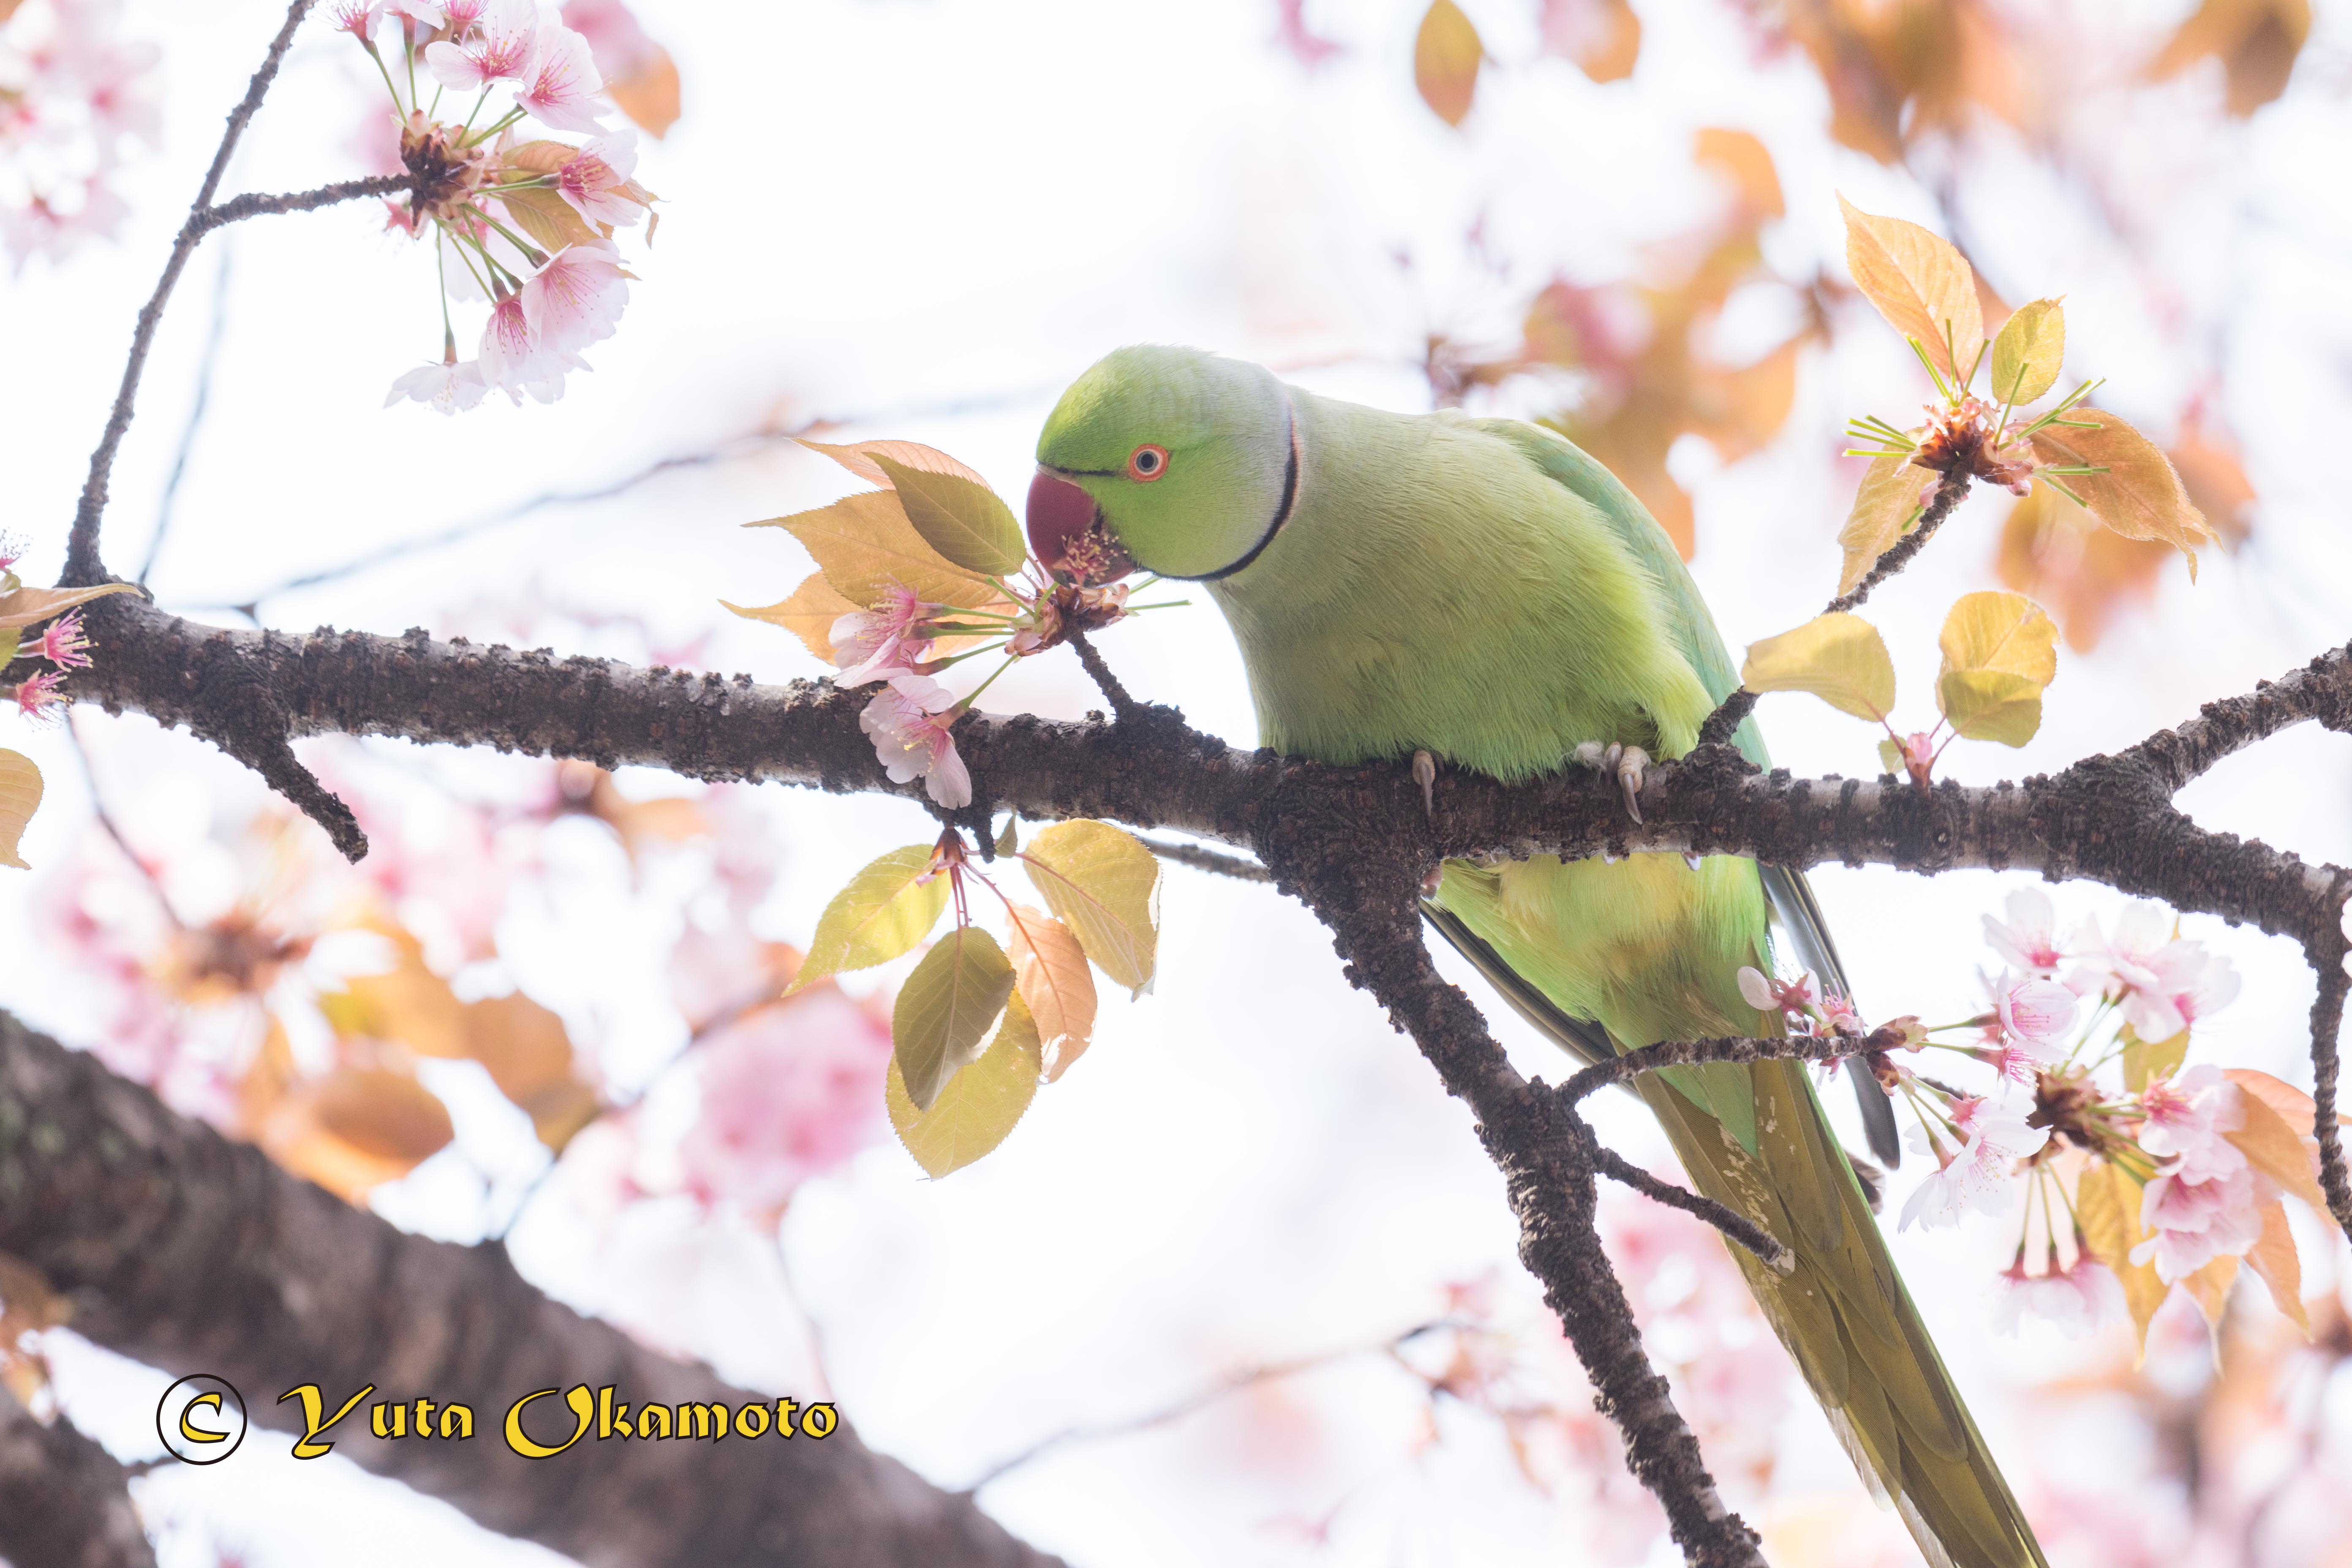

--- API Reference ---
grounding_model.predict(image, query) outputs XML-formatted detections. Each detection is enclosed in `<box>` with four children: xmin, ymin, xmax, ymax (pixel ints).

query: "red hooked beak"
<box><xmin>1026</xmin><ymin>468</ymin><xmax>1134</xmax><ymax>586</ymax></box>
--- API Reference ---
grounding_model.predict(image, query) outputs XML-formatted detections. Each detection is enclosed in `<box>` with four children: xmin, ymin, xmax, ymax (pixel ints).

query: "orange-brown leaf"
<box><xmin>2183</xmin><ymin>1253</ymin><xmax>2238</xmax><ymax>1326</ymax></box>
<box><xmin>724</xmin><ymin>573</ymin><xmax>859</xmax><ymax>664</ymax></box>
<box><xmin>0</xmin><ymin>580</ymin><xmax>141</xmax><ymax>630</ymax></box>
<box><xmin>262</xmin><ymin>1067</ymin><xmax>455</xmax><ymax>1200</ymax></box>
<box><xmin>465</xmin><ymin>992</ymin><xmax>600</xmax><ymax>1152</ymax></box>
<box><xmin>607</xmin><ymin>43</ymin><xmax>681</xmax><ymax>137</ymax></box>
<box><xmin>2029</xmin><ymin>409</ymin><xmax>2215</xmax><ymax>557</ymax></box>
<box><xmin>2222</xmin><ymin>1071</ymin><xmax>2328</xmax><ymax>1210</ymax></box>
<box><xmin>1837</xmin><ymin>195</ymin><xmax>1984</xmax><ymax>382</ymax></box>
<box><xmin>1414</xmin><ymin>0</ymin><xmax>1482</xmax><ymax>127</ymax></box>
<box><xmin>1693</xmin><ymin>128</ymin><xmax>1781</xmax><ymax>220</ymax></box>
<box><xmin>2149</xmin><ymin>0</ymin><xmax>2310</xmax><ymax>117</ymax></box>
<box><xmin>797</xmin><ymin>438</ymin><xmax>991</xmax><ymax>492</ymax></box>
<box><xmin>1006</xmin><ymin>903</ymin><xmax>1097</xmax><ymax>1082</ymax></box>
<box><xmin>497</xmin><ymin>185</ymin><xmax>600</xmax><ymax>254</ymax></box>
<box><xmin>1542</xmin><ymin>0</ymin><xmax>1641</xmax><ymax>83</ymax></box>
<box><xmin>1995</xmin><ymin>484</ymin><xmax>2170</xmax><ymax>652</ymax></box>
<box><xmin>2243</xmin><ymin>1199</ymin><xmax>2309</xmax><ymax>1332</ymax></box>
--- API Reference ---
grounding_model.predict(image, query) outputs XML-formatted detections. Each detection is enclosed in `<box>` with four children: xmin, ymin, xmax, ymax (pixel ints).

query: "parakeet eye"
<box><xmin>1127</xmin><ymin>444</ymin><xmax>1170</xmax><ymax>482</ymax></box>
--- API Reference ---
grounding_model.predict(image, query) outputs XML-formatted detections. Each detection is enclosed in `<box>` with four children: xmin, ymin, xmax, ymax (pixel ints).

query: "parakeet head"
<box><xmin>1029</xmin><ymin>346</ymin><xmax>1296</xmax><ymax>583</ymax></box>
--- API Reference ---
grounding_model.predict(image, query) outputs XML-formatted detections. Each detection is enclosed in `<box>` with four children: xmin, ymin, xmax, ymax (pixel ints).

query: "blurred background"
<box><xmin>6</xmin><ymin>0</ymin><xmax>2352</xmax><ymax>1564</ymax></box>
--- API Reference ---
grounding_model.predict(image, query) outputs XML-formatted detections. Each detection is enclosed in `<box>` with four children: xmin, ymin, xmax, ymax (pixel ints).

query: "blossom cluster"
<box><xmin>333</xmin><ymin>0</ymin><xmax>656</xmax><ymax>413</ymax></box>
<box><xmin>1757</xmin><ymin>887</ymin><xmax>2315</xmax><ymax>1344</ymax></box>
<box><xmin>1</xmin><ymin>542</ymin><xmax>97</xmax><ymax>722</ymax></box>
<box><xmin>0</xmin><ymin>0</ymin><xmax>158</xmax><ymax>265</ymax></box>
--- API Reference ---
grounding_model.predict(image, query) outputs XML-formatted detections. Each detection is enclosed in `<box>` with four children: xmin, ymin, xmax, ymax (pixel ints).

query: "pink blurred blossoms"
<box><xmin>0</xmin><ymin>0</ymin><xmax>158</xmax><ymax>266</ymax></box>
<box><xmin>331</xmin><ymin>0</ymin><xmax>657</xmax><ymax>414</ymax></box>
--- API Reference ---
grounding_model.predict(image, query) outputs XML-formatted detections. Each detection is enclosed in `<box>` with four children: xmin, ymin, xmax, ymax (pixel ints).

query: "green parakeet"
<box><xmin>1027</xmin><ymin>346</ymin><xmax>2046</xmax><ymax>1568</ymax></box>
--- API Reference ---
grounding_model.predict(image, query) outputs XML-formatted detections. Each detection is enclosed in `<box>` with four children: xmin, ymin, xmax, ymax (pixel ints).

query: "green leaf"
<box><xmin>885</xmin><ymin>991</ymin><xmax>1042</xmax><ymax>1176</ymax></box>
<box><xmin>0</xmin><ymin>629</ymin><xmax>20</xmax><ymax>666</ymax></box>
<box><xmin>868</xmin><ymin>454</ymin><xmax>1025</xmax><ymax>577</ymax></box>
<box><xmin>789</xmin><ymin>845</ymin><xmax>951</xmax><ymax>994</ymax></box>
<box><xmin>1936</xmin><ymin>591</ymin><xmax>2057</xmax><ymax>745</ymax></box>
<box><xmin>1022</xmin><ymin>820</ymin><xmax>1162</xmax><ymax>996</ymax></box>
<box><xmin>755</xmin><ymin>490</ymin><xmax>1007</xmax><ymax>611</ymax></box>
<box><xmin>994</xmin><ymin>814</ymin><xmax>1019</xmax><ymax>856</ymax></box>
<box><xmin>1877</xmin><ymin>735</ymin><xmax>1905</xmax><ymax>777</ymax></box>
<box><xmin>1990</xmin><ymin>298</ymin><xmax>2065</xmax><ymax>408</ymax></box>
<box><xmin>1835</xmin><ymin>450</ymin><xmax>1924</xmax><ymax>596</ymax></box>
<box><xmin>892</xmin><ymin>926</ymin><xmax>1015</xmax><ymax>1111</ymax></box>
<box><xmin>0</xmin><ymin>750</ymin><xmax>38</xmax><ymax>871</ymax></box>
<box><xmin>2120</xmin><ymin>1026</ymin><xmax>2188</xmax><ymax>1093</ymax></box>
<box><xmin>1740</xmin><ymin>612</ymin><xmax>1896</xmax><ymax>722</ymax></box>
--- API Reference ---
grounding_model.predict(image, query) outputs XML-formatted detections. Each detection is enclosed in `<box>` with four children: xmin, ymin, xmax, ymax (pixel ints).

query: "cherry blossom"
<box><xmin>859</xmin><ymin>674</ymin><xmax>972</xmax><ymax>807</ymax></box>
<box><xmin>2137</xmin><ymin>1066</ymin><xmax>2247</xmax><ymax>1184</ymax></box>
<box><xmin>478</xmin><ymin>291</ymin><xmax>580</xmax><ymax>403</ymax></box>
<box><xmin>1983</xmin><ymin>886</ymin><xmax>2064</xmax><ymax>976</ymax></box>
<box><xmin>2133</xmin><ymin>1164</ymin><xmax>2268</xmax><ymax>1282</ymax></box>
<box><xmin>678</xmin><ymin>991</ymin><xmax>895</xmax><ymax>1223</ymax></box>
<box><xmin>1995</xmin><ymin>969</ymin><xmax>2077</xmax><ymax>1053</ymax></box>
<box><xmin>829</xmin><ymin>584</ymin><xmax>943</xmax><ymax>686</ymax></box>
<box><xmin>0</xmin><ymin>0</ymin><xmax>158</xmax><ymax>265</ymax></box>
<box><xmin>425</xmin><ymin>0</ymin><xmax>536</xmax><ymax>91</ymax></box>
<box><xmin>2124</xmin><ymin>939</ymin><xmax>2240</xmax><ymax>1041</ymax></box>
<box><xmin>384</xmin><ymin>0</ymin><xmax>452</xmax><ymax>23</ymax></box>
<box><xmin>385</xmin><ymin>357</ymin><xmax>490</xmax><ymax>415</ymax></box>
<box><xmin>1899</xmin><ymin>1096</ymin><xmax>2050</xmax><ymax>1230</ymax></box>
<box><xmin>561</xmin><ymin>0</ymin><xmax>662</xmax><ymax>82</ymax></box>
<box><xmin>554</xmin><ymin>133</ymin><xmax>646</xmax><ymax>226</ymax></box>
<box><xmin>13</xmin><ymin>670</ymin><xmax>65</xmax><ymax>720</ymax></box>
<box><xmin>31</xmin><ymin>610</ymin><xmax>90</xmax><ymax>670</ymax></box>
<box><xmin>1734</xmin><ymin>964</ymin><xmax>1815</xmax><ymax>1020</ymax></box>
<box><xmin>330</xmin><ymin>1</ymin><xmax>385</xmax><ymax>41</ymax></box>
<box><xmin>520</xmin><ymin>242</ymin><xmax>627</xmax><ymax>356</ymax></box>
<box><xmin>1992</xmin><ymin>1254</ymin><xmax>2124</xmax><ymax>1338</ymax></box>
<box><xmin>515</xmin><ymin>19</ymin><xmax>607</xmax><ymax>133</ymax></box>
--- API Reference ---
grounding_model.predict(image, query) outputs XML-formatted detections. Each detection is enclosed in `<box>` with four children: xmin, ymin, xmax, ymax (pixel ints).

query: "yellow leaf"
<box><xmin>790</xmin><ymin>845</ymin><xmax>952</xmax><ymax>994</ymax></box>
<box><xmin>606</xmin><ymin>43</ymin><xmax>681</xmax><ymax>137</ymax></box>
<box><xmin>2243</xmin><ymin>1200</ymin><xmax>2309</xmax><ymax>1332</ymax></box>
<box><xmin>1989</xmin><ymin>297</ymin><xmax>2065</xmax><ymax>408</ymax></box>
<box><xmin>1935</xmin><ymin>590</ymin><xmax>2056</xmax><ymax>746</ymax></box>
<box><xmin>335</xmin><ymin>926</ymin><xmax>470</xmax><ymax>1059</ymax></box>
<box><xmin>1006</xmin><ymin>903</ymin><xmax>1097</xmax><ymax>1081</ymax></box>
<box><xmin>2223</xmin><ymin>1078</ymin><xmax>2328</xmax><ymax>1211</ymax></box>
<box><xmin>2075</xmin><ymin>1160</ymin><xmax>2168</xmax><ymax>1357</ymax></box>
<box><xmin>756</xmin><ymin>490</ymin><xmax>1009</xmax><ymax>612</ymax></box>
<box><xmin>1021</xmin><ymin>821</ymin><xmax>1162</xmax><ymax>996</ymax></box>
<box><xmin>261</xmin><ymin>1067</ymin><xmax>454</xmax><ymax>1201</ymax></box>
<box><xmin>798</xmin><ymin>438</ymin><xmax>991</xmax><ymax>492</ymax></box>
<box><xmin>885</xmin><ymin>991</ymin><xmax>1041</xmax><ymax>1178</ymax></box>
<box><xmin>1413</xmin><ymin>0</ymin><xmax>1482</xmax><ymax>127</ymax></box>
<box><xmin>1835</xmin><ymin>450</ymin><xmax>1925</xmax><ymax>595</ymax></box>
<box><xmin>2183</xmin><ymin>1253</ymin><xmax>2238</xmax><ymax>1326</ymax></box>
<box><xmin>499</xmin><ymin>139</ymin><xmax>574</xmax><ymax>177</ymax></box>
<box><xmin>0</xmin><ymin>580</ymin><xmax>140</xmax><ymax>630</ymax></box>
<box><xmin>893</xmin><ymin>926</ymin><xmax>1015</xmax><ymax>1111</ymax></box>
<box><xmin>1740</xmin><ymin>612</ymin><xmax>1895</xmax><ymax>722</ymax></box>
<box><xmin>0</xmin><ymin>751</ymin><xmax>39</xmax><ymax>871</ymax></box>
<box><xmin>2149</xmin><ymin>0</ymin><xmax>2310</xmax><ymax>117</ymax></box>
<box><xmin>2028</xmin><ymin>409</ymin><xmax>2215</xmax><ymax>556</ymax></box>
<box><xmin>1836</xmin><ymin>195</ymin><xmax>1984</xmax><ymax>383</ymax></box>
<box><xmin>1935</xmin><ymin>671</ymin><xmax>2042</xmax><ymax>748</ymax></box>
<box><xmin>723</xmin><ymin>572</ymin><xmax>859</xmax><ymax>665</ymax></box>
<box><xmin>2120</xmin><ymin>1026</ymin><xmax>2189</xmax><ymax>1093</ymax></box>
<box><xmin>868</xmin><ymin>453</ymin><xmax>1026</xmax><ymax>577</ymax></box>
<box><xmin>495</xmin><ymin>185</ymin><xmax>600</xmax><ymax>254</ymax></box>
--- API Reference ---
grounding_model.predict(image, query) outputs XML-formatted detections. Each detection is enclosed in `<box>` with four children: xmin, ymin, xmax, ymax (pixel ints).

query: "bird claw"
<box><xmin>1572</xmin><ymin>742</ymin><xmax>1649</xmax><ymax>825</ymax></box>
<box><xmin>1411</xmin><ymin>749</ymin><xmax>1437</xmax><ymax>819</ymax></box>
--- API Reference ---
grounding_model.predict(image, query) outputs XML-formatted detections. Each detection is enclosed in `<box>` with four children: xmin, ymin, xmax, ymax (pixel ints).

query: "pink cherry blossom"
<box><xmin>14</xmin><ymin>670</ymin><xmax>66</xmax><ymax>721</ymax></box>
<box><xmin>678</xmin><ymin>991</ymin><xmax>895</xmax><ymax>1222</ymax></box>
<box><xmin>1734</xmin><ymin>965</ymin><xmax>1815</xmax><ymax>1020</ymax></box>
<box><xmin>516</xmin><ymin>19</ymin><xmax>607</xmax><ymax>133</ymax></box>
<box><xmin>425</xmin><ymin>0</ymin><xmax>536</xmax><ymax>91</ymax></box>
<box><xmin>554</xmin><ymin>133</ymin><xmax>645</xmax><ymax>226</ymax></box>
<box><xmin>2137</xmin><ymin>1065</ymin><xmax>2248</xmax><ymax>1184</ymax></box>
<box><xmin>478</xmin><ymin>292</ymin><xmax>580</xmax><ymax>403</ymax></box>
<box><xmin>384</xmin><ymin>0</ymin><xmax>451</xmax><ymax>24</ymax></box>
<box><xmin>829</xmin><ymin>584</ymin><xmax>941</xmax><ymax>686</ymax></box>
<box><xmin>2132</xmin><ymin>1163</ymin><xmax>2268</xmax><ymax>1282</ymax></box>
<box><xmin>1899</xmin><ymin>1096</ymin><xmax>2049</xmax><ymax>1230</ymax></box>
<box><xmin>2123</xmin><ymin>939</ymin><xmax>2240</xmax><ymax>1041</ymax></box>
<box><xmin>329</xmin><ymin>1</ymin><xmax>385</xmax><ymax>41</ymax></box>
<box><xmin>2076</xmin><ymin>902</ymin><xmax>2171</xmax><ymax>993</ymax></box>
<box><xmin>1984</xmin><ymin>886</ymin><xmax>2064</xmax><ymax>976</ymax></box>
<box><xmin>1992</xmin><ymin>1255</ymin><xmax>2125</xmax><ymax>1338</ymax></box>
<box><xmin>1996</xmin><ymin>969</ymin><xmax>2077</xmax><ymax>1052</ymax></box>
<box><xmin>385</xmin><ymin>357</ymin><xmax>490</xmax><ymax>415</ymax></box>
<box><xmin>859</xmin><ymin>674</ymin><xmax>971</xmax><ymax>807</ymax></box>
<box><xmin>520</xmin><ymin>242</ymin><xmax>627</xmax><ymax>356</ymax></box>
<box><xmin>32</xmin><ymin>610</ymin><xmax>90</xmax><ymax>669</ymax></box>
<box><xmin>560</xmin><ymin>0</ymin><xmax>660</xmax><ymax>81</ymax></box>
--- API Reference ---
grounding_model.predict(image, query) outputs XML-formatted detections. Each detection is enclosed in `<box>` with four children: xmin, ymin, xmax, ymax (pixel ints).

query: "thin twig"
<box><xmin>1131</xmin><ymin>835</ymin><xmax>1274</xmax><ymax>882</ymax></box>
<box><xmin>65</xmin><ymin>0</ymin><xmax>332</xmax><ymax>585</ymax></box>
<box><xmin>1066</xmin><ymin>629</ymin><xmax>1140</xmax><ymax>721</ymax></box>
<box><xmin>138</xmin><ymin>243</ymin><xmax>234</xmax><ymax>588</ymax></box>
<box><xmin>198</xmin><ymin>173</ymin><xmax>406</xmax><ymax>230</ymax></box>
<box><xmin>2308</xmin><ymin>936</ymin><xmax>2352</xmax><ymax>1238</ymax></box>
<box><xmin>1563</xmin><ymin>1032</ymin><xmax>1879</xmax><ymax>1106</ymax></box>
<box><xmin>1590</xmin><ymin>1147</ymin><xmax>1784</xmax><ymax>1265</ymax></box>
<box><xmin>965</xmin><ymin>1321</ymin><xmax>1453</xmax><ymax>1492</ymax></box>
<box><xmin>1824</xmin><ymin>465</ymin><xmax>1976</xmax><ymax>615</ymax></box>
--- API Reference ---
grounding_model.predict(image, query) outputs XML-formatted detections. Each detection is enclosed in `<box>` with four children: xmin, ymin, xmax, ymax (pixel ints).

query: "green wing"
<box><xmin>1463</xmin><ymin>415</ymin><xmax>1899</xmax><ymax>1164</ymax></box>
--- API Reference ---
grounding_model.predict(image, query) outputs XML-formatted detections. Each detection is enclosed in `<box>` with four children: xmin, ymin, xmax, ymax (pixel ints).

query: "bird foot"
<box><xmin>1572</xmin><ymin>741</ymin><xmax>1650</xmax><ymax>825</ymax></box>
<box><xmin>1411</xmin><ymin>749</ymin><xmax>1438</xmax><ymax>819</ymax></box>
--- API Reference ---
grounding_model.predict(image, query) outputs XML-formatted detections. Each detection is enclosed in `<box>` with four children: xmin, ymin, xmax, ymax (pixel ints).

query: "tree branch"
<box><xmin>1824</xmin><ymin>465</ymin><xmax>1975</xmax><ymax>616</ymax></box>
<box><xmin>0</xmin><ymin>1013</ymin><xmax>1064</xmax><ymax>1568</ymax></box>
<box><xmin>0</xmin><ymin>1383</ymin><xmax>157</xmax><ymax>1568</ymax></box>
